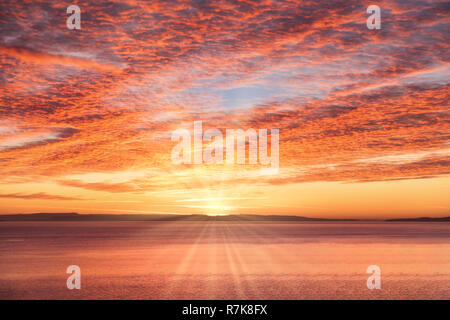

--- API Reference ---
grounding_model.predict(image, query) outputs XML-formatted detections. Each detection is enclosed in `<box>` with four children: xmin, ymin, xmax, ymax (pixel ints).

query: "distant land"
<box><xmin>0</xmin><ymin>213</ymin><xmax>448</xmax><ymax>222</ymax></box>
<box><xmin>386</xmin><ymin>217</ymin><xmax>450</xmax><ymax>222</ymax></box>
<box><xmin>0</xmin><ymin>212</ymin><xmax>355</xmax><ymax>222</ymax></box>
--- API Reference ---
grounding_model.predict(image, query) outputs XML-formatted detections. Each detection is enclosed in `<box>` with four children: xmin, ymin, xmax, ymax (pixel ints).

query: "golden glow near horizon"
<box><xmin>1</xmin><ymin>171</ymin><xmax>449</xmax><ymax>218</ymax></box>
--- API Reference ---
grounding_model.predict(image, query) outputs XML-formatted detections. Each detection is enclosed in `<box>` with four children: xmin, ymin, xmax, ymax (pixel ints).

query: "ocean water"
<box><xmin>0</xmin><ymin>221</ymin><xmax>448</xmax><ymax>299</ymax></box>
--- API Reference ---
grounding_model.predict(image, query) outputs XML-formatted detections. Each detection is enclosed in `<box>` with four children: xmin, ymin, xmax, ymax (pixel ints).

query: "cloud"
<box><xmin>57</xmin><ymin>179</ymin><xmax>145</xmax><ymax>193</ymax></box>
<box><xmin>0</xmin><ymin>192</ymin><xmax>83</xmax><ymax>200</ymax></box>
<box><xmin>0</xmin><ymin>127</ymin><xmax>79</xmax><ymax>151</ymax></box>
<box><xmin>0</xmin><ymin>0</ymin><xmax>448</xmax><ymax>189</ymax></box>
<box><xmin>0</xmin><ymin>46</ymin><xmax>125</xmax><ymax>73</ymax></box>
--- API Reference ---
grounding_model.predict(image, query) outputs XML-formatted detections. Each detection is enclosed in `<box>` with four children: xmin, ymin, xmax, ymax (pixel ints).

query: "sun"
<box><xmin>206</xmin><ymin>213</ymin><xmax>229</xmax><ymax>216</ymax></box>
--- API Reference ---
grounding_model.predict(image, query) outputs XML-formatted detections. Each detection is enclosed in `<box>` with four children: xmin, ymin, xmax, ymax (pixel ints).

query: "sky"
<box><xmin>0</xmin><ymin>0</ymin><xmax>449</xmax><ymax>218</ymax></box>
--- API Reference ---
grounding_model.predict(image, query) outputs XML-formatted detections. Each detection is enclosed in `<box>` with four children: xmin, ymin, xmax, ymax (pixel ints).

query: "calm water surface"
<box><xmin>0</xmin><ymin>221</ymin><xmax>448</xmax><ymax>299</ymax></box>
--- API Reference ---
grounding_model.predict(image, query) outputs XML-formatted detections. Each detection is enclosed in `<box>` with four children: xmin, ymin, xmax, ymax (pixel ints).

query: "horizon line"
<box><xmin>0</xmin><ymin>212</ymin><xmax>449</xmax><ymax>222</ymax></box>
